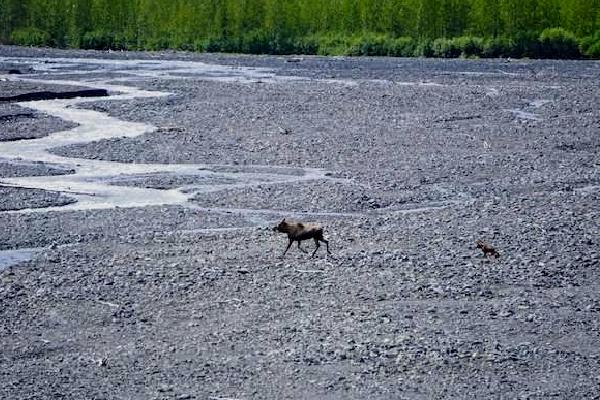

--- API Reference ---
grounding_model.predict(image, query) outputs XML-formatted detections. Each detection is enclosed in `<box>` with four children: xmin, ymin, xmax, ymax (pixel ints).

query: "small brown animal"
<box><xmin>273</xmin><ymin>218</ymin><xmax>331</xmax><ymax>258</ymax></box>
<box><xmin>476</xmin><ymin>239</ymin><xmax>500</xmax><ymax>258</ymax></box>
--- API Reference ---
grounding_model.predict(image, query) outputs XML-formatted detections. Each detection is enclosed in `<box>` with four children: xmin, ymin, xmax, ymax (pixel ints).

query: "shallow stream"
<box><xmin>0</xmin><ymin>57</ymin><xmax>331</xmax><ymax>214</ymax></box>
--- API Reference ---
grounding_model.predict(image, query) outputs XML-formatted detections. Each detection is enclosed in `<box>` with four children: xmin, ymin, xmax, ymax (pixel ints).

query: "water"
<box><xmin>0</xmin><ymin>248</ymin><xmax>41</xmax><ymax>271</ymax></box>
<box><xmin>0</xmin><ymin>57</ymin><xmax>333</xmax><ymax>214</ymax></box>
<box><xmin>0</xmin><ymin>56</ymin><xmax>465</xmax><ymax>218</ymax></box>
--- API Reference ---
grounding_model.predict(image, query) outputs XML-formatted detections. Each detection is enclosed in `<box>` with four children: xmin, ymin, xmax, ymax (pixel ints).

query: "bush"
<box><xmin>175</xmin><ymin>42</ymin><xmax>194</xmax><ymax>51</ymax></box>
<box><xmin>295</xmin><ymin>36</ymin><xmax>318</xmax><ymax>55</ymax></box>
<box><xmin>114</xmin><ymin>34</ymin><xmax>136</xmax><ymax>50</ymax></box>
<box><xmin>66</xmin><ymin>29</ymin><xmax>84</xmax><ymax>48</ymax></box>
<box><xmin>538</xmin><ymin>28</ymin><xmax>580</xmax><ymax>59</ymax></box>
<box><xmin>11</xmin><ymin>28</ymin><xmax>51</xmax><ymax>47</ymax></box>
<box><xmin>265</xmin><ymin>34</ymin><xmax>297</xmax><ymax>55</ymax></box>
<box><xmin>432</xmin><ymin>38</ymin><xmax>461</xmax><ymax>58</ymax></box>
<box><xmin>585</xmin><ymin>40</ymin><xmax>600</xmax><ymax>58</ymax></box>
<box><xmin>221</xmin><ymin>37</ymin><xmax>243</xmax><ymax>53</ymax></box>
<box><xmin>579</xmin><ymin>35</ymin><xmax>595</xmax><ymax>55</ymax></box>
<box><xmin>510</xmin><ymin>31</ymin><xmax>540</xmax><ymax>58</ymax></box>
<box><xmin>82</xmin><ymin>32</ymin><xmax>136</xmax><ymax>51</ymax></box>
<box><xmin>579</xmin><ymin>32</ymin><xmax>600</xmax><ymax>58</ymax></box>
<box><xmin>355</xmin><ymin>34</ymin><xmax>389</xmax><ymax>56</ymax></box>
<box><xmin>195</xmin><ymin>34</ymin><xmax>296</xmax><ymax>54</ymax></box>
<box><xmin>481</xmin><ymin>37</ymin><xmax>513</xmax><ymax>58</ymax></box>
<box><xmin>192</xmin><ymin>39</ymin><xmax>208</xmax><ymax>52</ymax></box>
<box><xmin>453</xmin><ymin>36</ymin><xmax>484</xmax><ymax>58</ymax></box>
<box><xmin>341</xmin><ymin>37</ymin><xmax>363</xmax><ymax>56</ymax></box>
<box><xmin>167</xmin><ymin>35</ymin><xmax>193</xmax><ymax>51</ymax></box>
<box><xmin>81</xmin><ymin>31</ymin><xmax>114</xmax><ymax>50</ymax></box>
<box><xmin>240</xmin><ymin>29</ymin><xmax>272</xmax><ymax>54</ymax></box>
<box><xmin>310</xmin><ymin>34</ymin><xmax>417</xmax><ymax>57</ymax></box>
<box><xmin>193</xmin><ymin>38</ymin><xmax>236</xmax><ymax>53</ymax></box>
<box><xmin>311</xmin><ymin>34</ymin><xmax>353</xmax><ymax>56</ymax></box>
<box><xmin>386</xmin><ymin>37</ymin><xmax>417</xmax><ymax>57</ymax></box>
<box><xmin>196</xmin><ymin>37</ymin><xmax>228</xmax><ymax>53</ymax></box>
<box><xmin>414</xmin><ymin>39</ymin><xmax>434</xmax><ymax>57</ymax></box>
<box><xmin>143</xmin><ymin>36</ymin><xmax>171</xmax><ymax>50</ymax></box>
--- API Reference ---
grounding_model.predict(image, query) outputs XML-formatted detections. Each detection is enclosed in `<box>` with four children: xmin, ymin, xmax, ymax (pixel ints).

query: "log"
<box><xmin>0</xmin><ymin>89</ymin><xmax>109</xmax><ymax>103</ymax></box>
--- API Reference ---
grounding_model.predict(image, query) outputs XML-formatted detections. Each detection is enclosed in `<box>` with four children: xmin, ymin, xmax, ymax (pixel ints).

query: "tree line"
<box><xmin>1</xmin><ymin>0</ymin><xmax>599</xmax><ymax>58</ymax></box>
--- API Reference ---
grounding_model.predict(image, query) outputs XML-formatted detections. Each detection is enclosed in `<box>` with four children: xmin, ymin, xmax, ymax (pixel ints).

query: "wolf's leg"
<box><xmin>311</xmin><ymin>238</ymin><xmax>321</xmax><ymax>257</ymax></box>
<box><xmin>282</xmin><ymin>239</ymin><xmax>293</xmax><ymax>257</ymax></box>
<box><xmin>320</xmin><ymin>238</ymin><xmax>331</xmax><ymax>254</ymax></box>
<box><xmin>297</xmin><ymin>240</ymin><xmax>308</xmax><ymax>253</ymax></box>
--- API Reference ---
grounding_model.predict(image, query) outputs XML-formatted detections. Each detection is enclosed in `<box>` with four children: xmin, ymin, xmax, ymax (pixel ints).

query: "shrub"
<box><xmin>295</xmin><ymin>36</ymin><xmax>318</xmax><ymax>55</ymax></box>
<box><xmin>81</xmin><ymin>31</ymin><xmax>110</xmax><ymax>49</ymax></box>
<box><xmin>199</xmin><ymin>37</ymin><xmax>228</xmax><ymax>53</ymax></box>
<box><xmin>240</xmin><ymin>29</ymin><xmax>272</xmax><ymax>54</ymax></box>
<box><xmin>386</xmin><ymin>37</ymin><xmax>417</xmax><ymax>57</ymax></box>
<box><xmin>167</xmin><ymin>35</ymin><xmax>193</xmax><ymax>51</ymax></box>
<box><xmin>175</xmin><ymin>42</ymin><xmax>194</xmax><ymax>51</ymax></box>
<box><xmin>11</xmin><ymin>28</ymin><xmax>51</xmax><ymax>47</ymax></box>
<box><xmin>113</xmin><ymin>34</ymin><xmax>136</xmax><ymax>50</ymax></box>
<box><xmin>66</xmin><ymin>30</ymin><xmax>83</xmax><ymax>48</ymax></box>
<box><xmin>481</xmin><ymin>37</ymin><xmax>513</xmax><ymax>58</ymax></box>
<box><xmin>237</xmin><ymin>30</ymin><xmax>299</xmax><ymax>54</ymax></box>
<box><xmin>356</xmin><ymin>34</ymin><xmax>389</xmax><ymax>56</ymax></box>
<box><xmin>312</xmin><ymin>34</ymin><xmax>353</xmax><ymax>56</ymax></box>
<box><xmin>509</xmin><ymin>31</ymin><xmax>540</xmax><ymax>58</ymax></box>
<box><xmin>585</xmin><ymin>40</ymin><xmax>600</xmax><ymax>58</ymax></box>
<box><xmin>192</xmin><ymin>39</ymin><xmax>208</xmax><ymax>52</ymax></box>
<box><xmin>222</xmin><ymin>37</ymin><xmax>243</xmax><ymax>53</ymax></box>
<box><xmin>453</xmin><ymin>36</ymin><xmax>484</xmax><ymax>58</ymax></box>
<box><xmin>343</xmin><ymin>42</ymin><xmax>361</xmax><ymax>56</ymax></box>
<box><xmin>144</xmin><ymin>36</ymin><xmax>171</xmax><ymax>50</ymax></box>
<box><xmin>579</xmin><ymin>32</ymin><xmax>600</xmax><ymax>58</ymax></box>
<box><xmin>538</xmin><ymin>28</ymin><xmax>580</xmax><ymax>59</ymax></box>
<box><xmin>579</xmin><ymin>35</ymin><xmax>595</xmax><ymax>55</ymax></box>
<box><xmin>414</xmin><ymin>39</ymin><xmax>434</xmax><ymax>57</ymax></box>
<box><xmin>432</xmin><ymin>38</ymin><xmax>461</xmax><ymax>58</ymax></box>
<box><xmin>267</xmin><ymin>34</ymin><xmax>297</xmax><ymax>55</ymax></box>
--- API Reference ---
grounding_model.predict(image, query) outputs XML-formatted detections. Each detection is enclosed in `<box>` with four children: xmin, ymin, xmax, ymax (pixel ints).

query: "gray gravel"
<box><xmin>193</xmin><ymin>179</ymin><xmax>393</xmax><ymax>212</ymax></box>
<box><xmin>0</xmin><ymin>46</ymin><xmax>599</xmax><ymax>399</ymax></box>
<box><xmin>0</xmin><ymin>159</ymin><xmax>74</xmax><ymax>178</ymax></box>
<box><xmin>0</xmin><ymin>102</ymin><xmax>78</xmax><ymax>142</ymax></box>
<box><xmin>0</xmin><ymin>186</ymin><xmax>75</xmax><ymax>211</ymax></box>
<box><xmin>0</xmin><ymin>79</ymin><xmax>82</xmax><ymax>142</ymax></box>
<box><xmin>0</xmin><ymin>76</ymin><xmax>89</xmax><ymax>141</ymax></box>
<box><xmin>100</xmin><ymin>172</ymin><xmax>238</xmax><ymax>190</ymax></box>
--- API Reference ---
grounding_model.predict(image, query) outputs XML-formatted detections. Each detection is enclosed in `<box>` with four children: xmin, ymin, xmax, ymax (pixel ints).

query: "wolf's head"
<box><xmin>273</xmin><ymin>218</ymin><xmax>288</xmax><ymax>233</ymax></box>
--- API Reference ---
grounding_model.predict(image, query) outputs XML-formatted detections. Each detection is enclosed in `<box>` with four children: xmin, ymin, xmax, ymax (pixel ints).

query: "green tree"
<box><xmin>2</xmin><ymin>0</ymin><xmax>599</xmax><ymax>57</ymax></box>
<box><xmin>416</xmin><ymin>0</ymin><xmax>442</xmax><ymax>39</ymax></box>
<box><xmin>471</xmin><ymin>0</ymin><xmax>502</xmax><ymax>36</ymax></box>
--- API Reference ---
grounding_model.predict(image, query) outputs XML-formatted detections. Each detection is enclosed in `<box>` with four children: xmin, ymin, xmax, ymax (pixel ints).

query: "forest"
<box><xmin>1</xmin><ymin>0</ymin><xmax>599</xmax><ymax>58</ymax></box>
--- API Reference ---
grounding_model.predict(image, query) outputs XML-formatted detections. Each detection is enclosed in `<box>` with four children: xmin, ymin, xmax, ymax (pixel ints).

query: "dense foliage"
<box><xmin>1</xmin><ymin>0</ymin><xmax>599</xmax><ymax>58</ymax></box>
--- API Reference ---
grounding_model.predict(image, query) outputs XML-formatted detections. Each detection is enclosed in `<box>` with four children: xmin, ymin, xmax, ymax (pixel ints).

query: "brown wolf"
<box><xmin>476</xmin><ymin>239</ymin><xmax>500</xmax><ymax>258</ymax></box>
<box><xmin>273</xmin><ymin>218</ymin><xmax>331</xmax><ymax>258</ymax></box>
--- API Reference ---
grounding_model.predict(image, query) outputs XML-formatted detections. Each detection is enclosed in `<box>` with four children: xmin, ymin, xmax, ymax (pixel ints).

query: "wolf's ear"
<box><xmin>281</xmin><ymin>218</ymin><xmax>286</xmax><ymax>223</ymax></box>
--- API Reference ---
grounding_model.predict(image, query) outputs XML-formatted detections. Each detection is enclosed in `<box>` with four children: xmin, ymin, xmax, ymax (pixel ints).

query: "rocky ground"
<box><xmin>0</xmin><ymin>101</ymin><xmax>77</xmax><ymax>142</ymax></box>
<box><xmin>0</xmin><ymin>45</ymin><xmax>599</xmax><ymax>399</ymax></box>
<box><xmin>0</xmin><ymin>186</ymin><xmax>75</xmax><ymax>211</ymax></box>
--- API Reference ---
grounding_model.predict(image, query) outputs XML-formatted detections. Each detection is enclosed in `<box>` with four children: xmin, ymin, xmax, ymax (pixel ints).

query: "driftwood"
<box><xmin>0</xmin><ymin>89</ymin><xmax>109</xmax><ymax>103</ymax></box>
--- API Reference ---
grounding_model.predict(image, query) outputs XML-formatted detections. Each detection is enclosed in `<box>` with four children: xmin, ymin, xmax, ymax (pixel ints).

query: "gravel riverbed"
<box><xmin>0</xmin><ymin>46</ymin><xmax>599</xmax><ymax>399</ymax></box>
